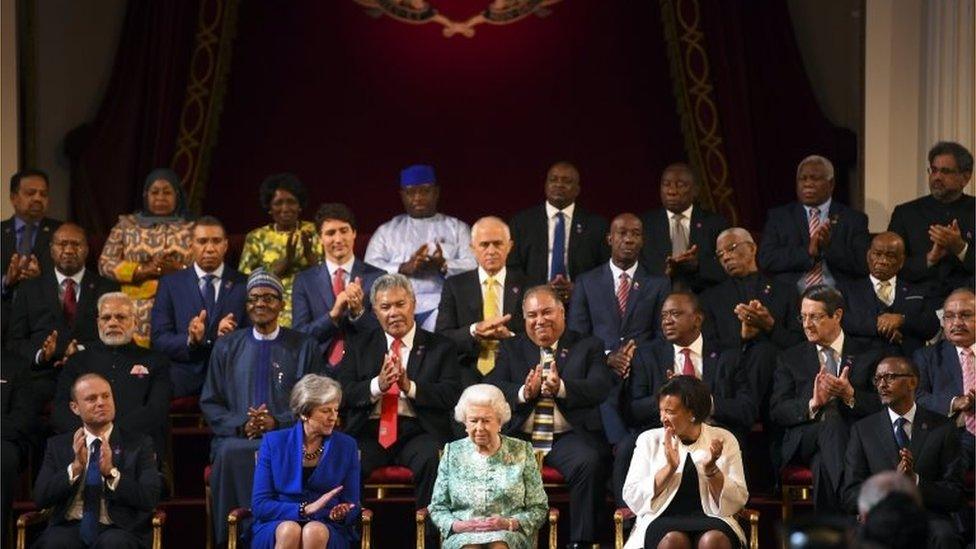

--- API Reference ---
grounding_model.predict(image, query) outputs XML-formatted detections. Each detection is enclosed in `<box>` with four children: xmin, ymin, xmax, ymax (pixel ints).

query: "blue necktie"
<box><xmin>201</xmin><ymin>274</ymin><xmax>217</xmax><ymax>321</ymax></box>
<box><xmin>550</xmin><ymin>212</ymin><xmax>566</xmax><ymax>280</ymax></box>
<box><xmin>80</xmin><ymin>438</ymin><xmax>102</xmax><ymax>545</ymax></box>
<box><xmin>894</xmin><ymin>417</ymin><xmax>909</xmax><ymax>450</ymax></box>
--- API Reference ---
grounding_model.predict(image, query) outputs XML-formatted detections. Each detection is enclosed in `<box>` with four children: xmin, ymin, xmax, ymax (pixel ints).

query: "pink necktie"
<box><xmin>804</xmin><ymin>207</ymin><xmax>824</xmax><ymax>288</ymax></box>
<box><xmin>326</xmin><ymin>268</ymin><xmax>346</xmax><ymax>366</ymax></box>
<box><xmin>680</xmin><ymin>348</ymin><xmax>695</xmax><ymax>377</ymax></box>
<box><xmin>616</xmin><ymin>273</ymin><xmax>630</xmax><ymax>317</ymax></box>
<box><xmin>961</xmin><ymin>348</ymin><xmax>975</xmax><ymax>436</ymax></box>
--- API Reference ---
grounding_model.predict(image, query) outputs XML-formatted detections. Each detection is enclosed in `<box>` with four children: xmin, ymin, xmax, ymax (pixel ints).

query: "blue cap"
<box><xmin>399</xmin><ymin>164</ymin><xmax>436</xmax><ymax>187</ymax></box>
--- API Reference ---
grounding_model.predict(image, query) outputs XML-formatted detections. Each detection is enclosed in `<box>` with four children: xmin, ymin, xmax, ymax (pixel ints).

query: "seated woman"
<box><xmin>429</xmin><ymin>383</ymin><xmax>548</xmax><ymax>549</ymax></box>
<box><xmin>252</xmin><ymin>374</ymin><xmax>360</xmax><ymax>549</ymax></box>
<box><xmin>623</xmin><ymin>376</ymin><xmax>748</xmax><ymax>549</ymax></box>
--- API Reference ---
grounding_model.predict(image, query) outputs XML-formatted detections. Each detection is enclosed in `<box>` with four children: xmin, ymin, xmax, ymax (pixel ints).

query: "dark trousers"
<box><xmin>512</xmin><ymin>429</ymin><xmax>610</xmax><ymax>543</ymax></box>
<box><xmin>32</xmin><ymin>521</ymin><xmax>144</xmax><ymax>549</ymax></box>
<box><xmin>357</xmin><ymin>417</ymin><xmax>440</xmax><ymax>509</ymax></box>
<box><xmin>794</xmin><ymin>411</ymin><xmax>850</xmax><ymax>512</ymax></box>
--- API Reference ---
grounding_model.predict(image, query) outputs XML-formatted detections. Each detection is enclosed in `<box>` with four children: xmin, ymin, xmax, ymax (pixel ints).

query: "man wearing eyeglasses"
<box><xmin>889</xmin><ymin>141</ymin><xmax>974</xmax><ymax>301</ymax></box>
<box><xmin>200</xmin><ymin>269</ymin><xmax>323</xmax><ymax>545</ymax></box>
<box><xmin>843</xmin><ymin>356</ymin><xmax>965</xmax><ymax>549</ymax></box>
<box><xmin>771</xmin><ymin>284</ymin><xmax>885</xmax><ymax>511</ymax></box>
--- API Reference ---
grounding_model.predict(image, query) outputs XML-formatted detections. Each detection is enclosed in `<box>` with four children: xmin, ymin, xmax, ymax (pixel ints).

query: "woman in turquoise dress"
<box><xmin>429</xmin><ymin>384</ymin><xmax>548</xmax><ymax>549</ymax></box>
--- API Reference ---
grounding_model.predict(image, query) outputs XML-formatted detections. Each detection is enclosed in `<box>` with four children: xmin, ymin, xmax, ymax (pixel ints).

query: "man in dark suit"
<box><xmin>639</xmin><ymin>163</ymin><xmax>728</xmax><ymax>293</ymax></box>
<box><xmin>436</xmin><ymin>216</ymin><xmax>528</xmax><ymax>388</ymax></box>
<box><xmin>889</xmin><ymin>142</ymin><xmax>974</xmax><ymax>300</ymax></box>
<box><xmin>839</xmin><ymin>232</ymin><xmax>939</xmax><ymax>357</ymax></box>
<box><xmin>53</xmin><ymin>292</ymin><xmax>171</xmax><ymax>461</ymax></box>
<box><xmin>843</xmin><ymin>356</ymin><xmax>965</xmax><ymax>549</ymax></box>
<box><xmin>33</xmin><ymin>373</ymin><xmax>161</xmax><ymax>548</ymax></box>
<box><xmin>2</xmin><ymin>169</ymin><xmax>62</xmax><ymax>295</ymax></box>
<box><xmin>759</xmin><ymin>155</ymin><xmax>870</xmax><ymax>291</ymax></box>
<box><xmin>337</xmin><ymin>273</ymin><xmax>461</xmax><ymax>522</ymax></box>
<box><xmin>770</xmin><ymin>284</ymin><xmax>884</xmax><ymax>511</ymax></box>
<box><xmin>507</xmin><ymin>161</ymin><xmax>609</xmax><ymax>300</ymax></box>
<box><xmin>1</xmin><ymin>349</ymin><xmax>39</xmax><ymax>538</ymax></box>
<box><xmin>486</xmin><ymin>285</ymin><xmax>612</xmax><ymax>548</ymax></box>
<box><xmin>7</xmin><ymin>223</ymin><xmax>119</xmax><ymax>401</ymax></box>
<box><xmin>294</xmin><ymin>203</ymin><xmax>384</xmax><ymax>372</ymax></box>
<box><xmin>915</xmin><ymin>288</ymin><xmax>976</xmax><ymax>469</ymax></box>
<box><xmin>151</xmin><ymin>216</ymin><xmax>247</xmax><ymax>397</ymax></box>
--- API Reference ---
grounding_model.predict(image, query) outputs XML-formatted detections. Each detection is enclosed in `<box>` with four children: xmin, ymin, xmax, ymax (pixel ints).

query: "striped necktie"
<box><xmin>531</xmin><ymin>348</ymin><xmax>556</xmax><ymax>453</ymax></box>
<box><xmin>616</xmin><ymin>272</ymin><xmax>630</xmax><ymax>317</ymax></box>
<box><xmin>803</xmin><ymin>207</ymin><xmax>824</xmax><ymax>288</ymax></box>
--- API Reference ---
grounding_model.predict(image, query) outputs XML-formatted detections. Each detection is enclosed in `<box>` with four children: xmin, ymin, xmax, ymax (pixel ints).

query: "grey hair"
<box><xmin>97</xmin><ymin>291</ymin><xmax>134</xmax><ymax>313</ymax></box>
<box><xmin>522</xmin><ymin>284</ymin><xmax>564</xmax><ymax>310</ymax></box>
<box><xmin>289</xmin><ymin>374</ymin><xmax>342</xmax><ymax>418</ymax></box>
<box><xmin>454</xmin><ymin>383</ymin><xmax>511</xmax><ymax>424</ymax></box>
<box><xmin>796</xmin><ymin>155</ymin><xmax>835</xmax><ymax>181</ymax></box>
<box><xmin>369</xmin><ymin>273</ymin><xmax>415</xmax><ymax>305</ymax></box>
<box><xmin>857</xmin><ymin>471</ymin><xmax>921</xmax><ymax>516</ymax></box>
<box><xmin>470</xmin><ymin>216</ymin><xmax>511</xmax><ymax>242</ymax></box>
<box><xmin>716</xmin><ymin>227</ymin><xmax>754</xmax><ymax>244</ymax></box>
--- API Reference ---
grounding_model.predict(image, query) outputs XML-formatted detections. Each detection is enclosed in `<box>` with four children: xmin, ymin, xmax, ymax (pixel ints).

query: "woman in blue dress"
<box><xmin>252</xmin><ymin>374</ymin><xmax>360</xmax><ymax>548</ymax></box>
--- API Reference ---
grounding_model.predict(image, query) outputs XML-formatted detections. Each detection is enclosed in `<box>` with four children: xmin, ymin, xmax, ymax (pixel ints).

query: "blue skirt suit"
<box><xmin>251</xmin><ymin>422</ymin><xmax>361</xmax><ymax>548</ymax></box>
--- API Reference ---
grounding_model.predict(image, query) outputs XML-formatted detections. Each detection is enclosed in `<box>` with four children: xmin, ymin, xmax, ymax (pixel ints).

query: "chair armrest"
<box><xmin>735</xmin><ymin>507</ymin><xmax>760</xmax><ymax>549</ymax></box>
<box><xmin>16</xmin><ymin>509</ymin><xmax>51</xmax><ymax>528</ymax></box>
<box><xmin>227</xmin><ymin>507</ymin><xmax>253</xmax><ymax>524</ymax></box>
<box><xmin>360</xmin><ymin>508</ymin><xmax>373</xmax><ymax>549</ymax></box>
<box><xmin>415</xmin><ymin>508</ymin><xmax>429</xmax><ymax>549</ymax></box>
<box><xmin>547</xmin><ymin>507</ymin><xmax>560</xmax><ymax>549</ymax></box>
<box><xmin>152</xmin><ymin>508</ymin><xmax>167</xmax><ymax>528</ymax></box>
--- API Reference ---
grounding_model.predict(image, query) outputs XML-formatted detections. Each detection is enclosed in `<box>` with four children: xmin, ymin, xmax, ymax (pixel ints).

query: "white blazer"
<box><xmin>622</xmin><ymin>424</ymin><xmax>748</xmax><ymax>549</ymax></box>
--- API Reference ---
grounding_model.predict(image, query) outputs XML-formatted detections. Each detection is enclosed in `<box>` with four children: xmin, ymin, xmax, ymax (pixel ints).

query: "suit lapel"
<box><xmin>77</xmin><ymin>271</ymin><xmax>101</xmax><ymax>321</ymax></box>
<box><xmin>623</xmin><ymin>267</ymin><xmax>650</xmax><ymax>327</ymax></box>
<box><xmin>367</xmin><ymin>330</ymin><xmax>389</xmax><ymax>377</ymax></box>
<box><xmin>654</xmin><ymin>210</ymin><xmax>672</xmax><ymax>248</ymax></box>
<box><xmin>794</xmin><ymin>203</ymin><xmax>812</xmax><ymax>247</ymax></box>
<box><xmin>941</xmin><ymin>342</ymin><xmax>964</xmax><ymax>395</ymax></box>
<box><xmin>908</xmin><ymin>408</ymin><xmax>932</xmax><ymax>458</ymax></box>
<box><xmin>406</xmin><ymin>330</ymin><xmax>427</xmax><ymax>378</ymax></box>
<box><xmin>212</xmin><ymin>266</ymin><xmax>242</xmax><ymax>322</ymax></box>
<box><xmin>567</xmin><ymin>207</ymin><xmax>585</xmax><ymax>270</ymax></box>
<box><xmin>870</xmin><ymin>412</ymin><xmax>900</xmax><ymax>468</ymax></box>
<box><xmin>317</xmin><ymin>265</ymin><xmax>336</xmax><ymax>313</ymax></box>
<box><xmin>465</xmin><ymin>272</ymin><xmax>485</xmax><ymax>321</ymax></box>
<box><xmin>600</xmin><ymin>264</ymin><xmax>622</xmax><ymax>332</ymax></box>
<box><xmin>503</xmin><ymin>274</ymin><xmax>522</xmax><ymax>317</ymax></box>
<box><xmin>689</xmin><ymin>208</ymin><xmax>704</xmax><ymax>247</ymax></box>
<box><xmin>41</xmin><ymin>272</ymin><xmax>63</xmax><ymax>323</ymax></box>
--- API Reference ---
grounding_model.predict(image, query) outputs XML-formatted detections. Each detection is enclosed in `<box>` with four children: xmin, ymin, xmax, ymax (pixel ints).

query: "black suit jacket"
<box><xmin>700</xmin><ymin>273</ymin><xmax>803</xmax><ymax>351</ymax></box>
<box><xmin>337</xmin><ymin>328</ymin><xmax>461</xmax><ymax>444</ymax></box>
<box><xmin>51</xmin><ymin>343</ymin><xmax>172</xmax><ymax>458</ymax></box>
<box><xmin>508</xmin><ymin>203</ymin><xmax>610</xmax><ymax>286</ymax></box>
<box><xmin>888</xmin><ymin>194</ymin><xmax>976</xmax><ymax>299</ymax></box>
<box><xmin>842</xmin><ymin>406</ymin><xmax>964</xmax><ymax>515</ymax></box>
<box><xmin>7</xmin><ymin>268</ymin><xmax>119</xmax><ymax>363</ymax></box>
<box><xmin>486</xmin><ymin>330</ymin><xmax>612</xmax><ymax>436</ymax></box>
<box><xmin>435</xmin><ymin>268</ymin><xmax>528</xmax><ymax>372</ymax></box>
<box><xmin>639</xmin><ymin>207</ymin><xmax>728</xmax><ymax>292</ymax></box>
<box><xmin>758</xmin><ymin>201</ymin><xmax>870</xmax><ymax>288</ymax></box>
<box><xmin>838</xmin><ymin>277</ymin><xmax>939</xmax><ymax>357</ymax></box>
<box><xmin>1</xmin><ymin>216</ymin><xmax>62</xmax><ymax>277</ymax></box>
<box><xmin>33</xmin><ymin>426</ymin><xmax>161</xmax><ymax>540</ymax></box>
<box><xmin>1</xmin><ymin>350</ymin><xmax>38</xmax><ymax>462</ymax></box>
<box><xmin>627</xmin><ymin>338</ymin><xmax>756</xmax><ymax>438</ymax></box>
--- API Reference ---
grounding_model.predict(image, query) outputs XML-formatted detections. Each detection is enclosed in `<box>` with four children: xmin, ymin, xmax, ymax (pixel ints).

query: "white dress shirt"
<box><xmin>887</xmin><ymin>402</ymin><xmax>917</xmax><ymax>441</ymax></box>
<box><xmin>869</xmin><ymin>274</ymin><xmax>897</xmax><ymax>306</ymax></box>
<box><xmin>194</xmin><ymin>262</ymin><xmax>225</xmax><ymax>302</ymax></box>
<box><xmin>672</xmin><ymin>334</ymin><xmax>704</xmax><ymax>379</ymax></box>
<box><xmin>608</xmin><ymin>260</ymin><xmax>639</xmax><ymax>295</ymax></box>
<box><xmin>545</xmin><ymin>201</ymin><xmax>575</xmax><ymax>280</ymax></box>
<box><xmin>65</xmin><ymin>424</ymin><xmax>119</xmax><ymax>523</ymax></box>
<box><xmin>55</xmin><ymin>267</ymin><xmax>85</xmax><ymax>302</ymax></box>
<box><xmin>369</xmin><ymin>325</ymin><xmax>419</xmax><ymax>418</ymax></box>
<box><xmin>667</xmin><ymin>205</ymin><xmax>693</xmax><ymax>242</ymax></box>
<box><xmin>468</xmin><ymin>267</ymin><xmax>508</xmax><ymax>336</ymax></box>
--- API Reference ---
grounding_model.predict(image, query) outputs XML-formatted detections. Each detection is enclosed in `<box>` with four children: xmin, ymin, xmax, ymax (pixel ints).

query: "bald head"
<box><xmin>50</xmin><ymin>222</ymin><xmax>88</xmax><ymax>276</ymax></box>
<box><xmin>867</xmin><ymin>231</ymin><xmax>905</xmax><ymax>281</ymax></box>
<box><xmin>470</xmin><ymin>216</ymin><xmax>513</xmax><ymax>275</ymax></box>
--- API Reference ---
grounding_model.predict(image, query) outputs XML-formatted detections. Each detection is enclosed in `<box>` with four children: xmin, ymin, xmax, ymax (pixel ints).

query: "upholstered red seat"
<box><xmin>781</xmin><ymin>465</ymin><xmax>813</xmax><ymax>485</ymax></box>
<box><xmin>170</xmin><ymin>395</ymin><xmax>200</xmax><ymax>414</ymax></box>
<box><xmin>541</xmin><ymin>466</ymin><xmax>565</xmax><ymax>484</ymax></box>
<box><xmin>366</xmin><ymin>465</ymin><xmax>414</xmax><ymax>484</ymax></box>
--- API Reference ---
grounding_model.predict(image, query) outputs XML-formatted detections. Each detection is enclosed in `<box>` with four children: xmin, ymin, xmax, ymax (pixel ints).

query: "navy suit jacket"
<box><xmin>568</xmin><ymin>262</ymin><xmax>670</xmax><ymax>352</ymax></box>
<box><xmin>486</xmin><ymin>330</ymin><xmax>612</xmax><ymax>436</ymax></box>
<box><xmin>639</xmin><ymin>207</ymin><xmax>728</xmax><ymax>293</ymax></box>
<box><xmin>33</xmin><ymin>426</ymin><xmax>161</xmax><ymax>541</ymax></box>
<box><xmin>838</xmin><ymin>277</ymin><xmax>939</xmax><ymax>357</ymax></box>
<box><xmin>915</xmin><ymin>341</ymin><xmax>969</xmax><ymax>418</ymax></box>
<box><xmin>292</xmin><ymin>259</ymin><xmax>384</xmax><ymax>356</ymax></box>
<box><xmin>627</xmin><ymin>338</ymin><xmax>756</xmax><ymax>438</ymax></box>
<box><xmin>150</xmin><ymin>265</ymin><xmax>248</xmax><ymax>380</ymax></box>
<box><xmin>507</xmin><ymin>203</ymin><xmax>610</xmax><ymax>286</ymax></box>
<box><xmin>758</xmin><ymin>200</ymin><xmax>870</xmax><ymax>288</ymax></box>
<box><xmin>700</xmin><ymin>273</ymin><xmax>803</xmax><ymax>351</ymax></box>
<box><xmin>770</xmin><ymin>336</ymin><xmax>884</xmax><ymax>464</ymax></box>
<box><xmin>1</xmin><ymin>216</ymin><xmax>62</xmax><ymax>277</ymax></box>
<box><xmin>842</xmin><ymin>406</ymin><xmax>963</xmax><ymax>515</ymax></box>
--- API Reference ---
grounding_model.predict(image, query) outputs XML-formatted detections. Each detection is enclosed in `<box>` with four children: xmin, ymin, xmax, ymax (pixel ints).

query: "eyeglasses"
<box><xmin>661</xmin><ymin>310</ymin><xmax>686</xmax><ymax>321</ymax></box>
<box><xmin>872</xmin><ymin>373</ymin><xmax>914</xmax><ymax>385</ymax></box>
<box><xmin>715</xmin><ymin>241</ymin><xmax>752</xmax><ymax>260</ymax></box>
<box><xmin>797</xmin><ymin>313</ymin><xmax>831</xmax><ymax>324</ymax></box>
<box><xmin>943</xmin><ymin>311</ymin><xmax>975</xmax><ymax>323</ymax></box>
<box><xmin>247</xmin><ymin>294</ymin><xmax>281</xmax><ymax>304</ymax></box>
<box><xmin>927</xmin><ymin>166</ymin><xmax>962</xmax><ymax>176</ymax></box>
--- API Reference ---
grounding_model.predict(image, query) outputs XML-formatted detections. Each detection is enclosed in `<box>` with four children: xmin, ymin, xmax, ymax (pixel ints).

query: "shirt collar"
<box><xmin>13</xmin><ymin>216</ymin><xmax>37</xmax><ymax>231</ymax></box>
<box><xmin>385</xmin><ymin>323</ymin><xmax>417</xmax><ymax>351</ymax></box>
<box><xmin>667</xmin><ymin>205</ymin><xmax>694</xmax><ymax>221</ymax></box>
<box><xmin>887</xmin><ymin>403</ymin><xmax>917</xmax><ymax>426</ymax></box>
<box><xmin>326</xmin><ymin>257</ymin><xmax>356</xmax><ymax>276</ymax></box>
<box><xmin>803</xmin><ymin>198</ymin><xmax>832</xmax><ymax>217</ymax></box>
<box><xmin>55</xmin><ymin>267</ymin><xmax>85</xmax><ymax>287</ymax></box>
<box><xmin>819</xmin><ymin>331</ymin><xmax>845</xmax><ymax>358</ymax></box>
<box><xmin>673</xmin><ymin>333</ymin><xmax>704</xmax><ymax>358</ymax></box>
<box><xmin>869</xmin><ymin>274</ymin><xmax>897</xmax><ymax>287</ymax></box>
<box><xmin>545</xmin><ymin>201</ymin><xmax>575</xmax><ymax>221</ymax></box>
<box><xmin>478</xmin><ymin>266</ymin><xmax>507</xmax><ymax>286</ymax></box>
<box><xmin>609</xmin><ymin>260</ymin><xmax>639</xmax><ymax>281</ymax></box>
<box><xmin>252</xmin><ymin>326</ymin><xmax>280</xmax><ymax>341</ymax></box>
<box><xmin>957</xmin><ymin>344</ymin><xmax>976</xmax><ymax>356</ymax></box>
<box><xmin>83</xmin><ymin>424</ymin><xmax>114</xmax><ymax>448</ymax></box>
<box><xmin>194</xmin><ymin>262</ymin><xmax>225</xmax><ymax>279</ymax></box>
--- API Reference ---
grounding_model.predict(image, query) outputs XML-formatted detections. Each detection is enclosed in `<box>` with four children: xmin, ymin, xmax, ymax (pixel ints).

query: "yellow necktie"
<box><xmin>477</xmin><ymin>277</ymin><xmax>500</xmax><ymax>375</ymax></box>
<box><xmin>877</xmin><ymin>280</ymin><xmax>893</xmax><ymax>306</ymax></box>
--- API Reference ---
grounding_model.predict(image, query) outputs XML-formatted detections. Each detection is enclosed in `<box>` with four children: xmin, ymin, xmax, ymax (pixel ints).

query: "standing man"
<box><xmin>508</xmin><ymin>161</ymin><xmax>609</xmax><ymax>300</ymax></box>
<box><xmin>32</xmin><ymin>373</ymin><xmax>161</xmax><ymax>548</ymax></box>
<box><xmin>889</xmin><ymin>141</ymin><xmax>974</xmax><ymax>300</ymax></box>
<box><xmin>759</xmin><ymin>155</ymin><xmax>870</xmax><ymax>291</ymax></box>
<box><xmin>770</xmin><ymin>285</ymin><xmax>884</xmax><ymax>511</ymax></box>
<box><xmin>293</xmin><ymin>203</ymin><xmax>384</xmax><ymax>372</ymax></box>
<box><xmin>2</xmin><ymin>169</ymin><xmax>62</xmax><ymax>294</ymax></box>
<box><xmin>639</xmin><ymin>163</ymin><xmax>728</xmax><ymax>293</ymax></box>
<box><xmin>487</xmin><ymin>285</ymin><xmax>612</xmax><ymax>548</ymax></box>
<box><xmin>151</xmin><ymin>216</ymin><xmax>248</xmax><ymax>397</ymax></box>
<box><xmin>844</xmin><ymin>356</ymin><xmax>965</xmax><ymax>549</ymax></box>
<box><xmin>365</xmin><ymin>164</ymin><xmax>476</xmax><ymax>331</ymax></box>
<box><xmin>436</xmin><ymin>216</ymin><xmax>528</xmax><ymax>387</ymax></box>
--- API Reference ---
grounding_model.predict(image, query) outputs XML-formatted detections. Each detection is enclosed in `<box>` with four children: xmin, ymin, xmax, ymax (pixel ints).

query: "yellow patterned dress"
<box><xmin>98</xmin><ymin>214</ymin><xmax>193</xmax><ymax>347</ymax></box>
<box><xmin>237</xmin><ymin>221</ymin><xmax>323</xmax><ymax>327</ymax></box>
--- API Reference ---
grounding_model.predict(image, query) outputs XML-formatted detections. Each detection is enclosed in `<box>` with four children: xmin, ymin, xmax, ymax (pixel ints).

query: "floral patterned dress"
<box><xmin>98</xmin><ymin>214</ymin><xmax>193</xmax><ymax>347</ymax></box>
<box><xmin>237</xmin><ymin>221</ymin><xmax>323</xmax><ymax>327</ymax></box>
<box><xmin>429</xmin><ymin>436</ymin><xmax>548</xmax><ymax>549</ymax></box>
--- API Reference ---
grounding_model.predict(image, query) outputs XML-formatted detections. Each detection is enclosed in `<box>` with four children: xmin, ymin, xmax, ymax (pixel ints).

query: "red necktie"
<box><xmin>680</xmin><ymin>348</ymin><xmax>695</xmax><ymax>377</ymax></box>
<box><xmin>326</xmin><ymin>268</ymin><xmax>346</xmax><ymax>366</ymax></box>
<box><xmin>63</xmin><ymin>279</ymin><xmax>77</xmax><ymax>327</ymax></box>
<box><xmin>378</xmin><ymin>338</ymin><xmax>403</xmax><ymax>449</ymax></box>
<box><xmin>616</xmin><ymin>272</ymin><xmax>630</xmax><ymax>317</ymax></box>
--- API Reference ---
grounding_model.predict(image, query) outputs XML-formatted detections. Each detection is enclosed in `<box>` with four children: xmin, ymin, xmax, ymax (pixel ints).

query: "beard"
<box><xmin>100</xmin><ymin>332</ymin><xmax>133</xmax><ymax>346</ymax></box>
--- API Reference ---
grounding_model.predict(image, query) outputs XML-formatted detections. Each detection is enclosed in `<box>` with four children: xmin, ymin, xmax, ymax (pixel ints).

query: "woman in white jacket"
<box><xmin>622</xmin><ymin>376</ymin><xmax>748</xmax><ymax>549</ymax></box>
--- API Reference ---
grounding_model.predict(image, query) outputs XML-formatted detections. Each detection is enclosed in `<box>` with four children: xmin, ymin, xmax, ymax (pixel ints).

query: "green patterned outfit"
<box><xmin>429</xmin><ymin>436</ymin><xmax>548</xmax><ymax>549</ymax></box>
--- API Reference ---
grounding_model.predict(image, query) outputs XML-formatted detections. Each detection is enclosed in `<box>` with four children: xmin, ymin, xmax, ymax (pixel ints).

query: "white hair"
<box><xmin>470</xmin><ymin>216</ymin><xmax>511</xmax><ymax>243</ymax></box>
<box><xmin>289</xmin><ymin>374</ymin><xmax>342</xmax><ymax>418</ymax></box>
<box><xmin>369</xmin><ymin>273</ymin><xmax>415</xmax><ymax>305</ymax></box>
<box><xmin>857</xmin><ymin>471</ymin><xmax>921</xmax><ymax>516</ymax></box>
<box><xmin>796</xmin><ymin>155</ymin><xmax>835</xmax><ymax>181</ymax></box>
<box><xmin>454</xmin><ymin>384</ymin><xmax>511</xmax><ymax>424</ymax></box>
<box><xmin>716</xmin><ymin>227</ymin><xmax>754</xmax><ymax>244</ymax></box>
<box><xmin>97</xmin><ymin>291</ymin><xmax>134</xmax><ymax>313</ymax></box>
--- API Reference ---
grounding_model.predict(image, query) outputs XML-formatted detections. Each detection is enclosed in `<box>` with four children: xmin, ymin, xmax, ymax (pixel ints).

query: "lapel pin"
<box><xmin>709</xmin><ymin>352</ymin><xmax>717</xmax><ymax>359</ymax></box>
<box><xmin>512</xmin><ymin>286</ymin><xmax>520</xmax><ymax>294</ymax></box>
<box><xmin>43</xmin><ymin>226</ymin><xmax>50</xmax><ymax>232</ymax></box>
<box><xmin>575</xmin><ymin>223</ymin><xmax>583</xmax><ymax>234</ymax></box>
<box><xmin>695</xmin><ymin>222</ymin><xmax>702</xmax><ymax>229</ymax></box>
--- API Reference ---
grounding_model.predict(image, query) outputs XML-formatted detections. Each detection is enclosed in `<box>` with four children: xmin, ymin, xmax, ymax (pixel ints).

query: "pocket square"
<box><xmin>129</xmin><ymin>364</ymin><xmax>150</xmax><ymax>376</ymax></box>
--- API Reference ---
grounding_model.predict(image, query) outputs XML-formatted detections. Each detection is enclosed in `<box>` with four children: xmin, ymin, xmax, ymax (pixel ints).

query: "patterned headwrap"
<box><xmin>246</xmin><ymin>268</ymin><xmax>284</xmax><ymax>297</ymax></box>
